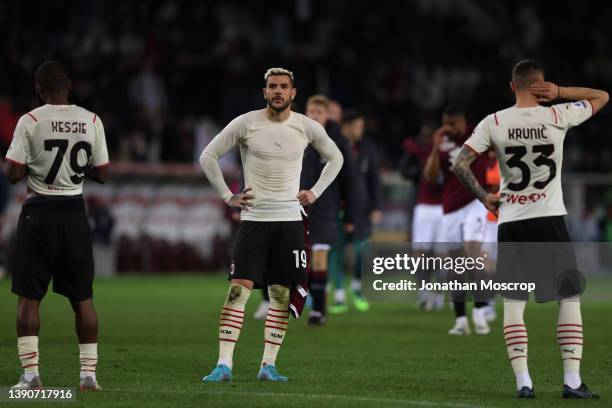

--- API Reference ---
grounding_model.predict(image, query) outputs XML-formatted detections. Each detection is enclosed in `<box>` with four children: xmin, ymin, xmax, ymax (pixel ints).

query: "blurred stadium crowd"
<box><xmin>0</xmin><ymin>0</ymin><xmax>612</xmax><ymax>274</ymax></box>
<box><xmin>1</xmin><ymin>0</ymin><xmax>611</xmax><ymax>169</ymax></box>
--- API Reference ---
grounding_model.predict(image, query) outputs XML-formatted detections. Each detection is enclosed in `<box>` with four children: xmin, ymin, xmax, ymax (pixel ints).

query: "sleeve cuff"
<box><xmin>587</xmin><ymin>99</ymin><xmax>595</xmax><ymax>116</ymax></box>
<box><xmin>5</xmin><ymin>157</ymin><xmax>26</xmax><ymax>167</ymax></box>
<box><xmin>222</xmin><ymin>191</ymin><xmax>234</xmax><ymax>204</ymax></box>
<box><xmin>464</xmin><ymin>143</ymin><xmax>481</xmax><ymax>155</ymax></box>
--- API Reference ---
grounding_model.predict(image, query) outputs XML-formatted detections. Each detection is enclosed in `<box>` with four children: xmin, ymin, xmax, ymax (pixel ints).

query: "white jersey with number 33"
<box><xmin>465</xmin><ymin>100</ymin><xmax>593</xmax><ymax>224</ymax></box>
<box><xmin>6</xmin><ymin>104</ymin><xmax>109</xmax><ymax>196</ymax></box>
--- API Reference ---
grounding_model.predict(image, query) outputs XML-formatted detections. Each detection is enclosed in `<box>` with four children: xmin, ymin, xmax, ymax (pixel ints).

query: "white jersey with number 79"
<box><xmin>6</xmin><ymin>104</ymin><xmax>109</xmax><ymax>196</ymax></box>
<box><xmin>465</xmin><ymin>100</ymin><xmax>593</xmax><ymax>224</ymax></box>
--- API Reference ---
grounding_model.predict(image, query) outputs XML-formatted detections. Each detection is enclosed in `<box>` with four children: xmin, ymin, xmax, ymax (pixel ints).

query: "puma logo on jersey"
<box><xmin>505</xmin><ymin>192</ymin><xmax>546</xmax><ymax>205</ymax></box>
<box><xmin>274</xmin><ymin>142</ymin><xmax>282</xmax><ymax>149</ymax></box>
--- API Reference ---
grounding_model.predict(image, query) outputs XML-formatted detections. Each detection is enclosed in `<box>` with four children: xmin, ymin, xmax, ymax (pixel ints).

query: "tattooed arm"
<box><xmin>451</xmin><ymin>146</ymin><xmax>499</xmax><ymax>213</ymax></box>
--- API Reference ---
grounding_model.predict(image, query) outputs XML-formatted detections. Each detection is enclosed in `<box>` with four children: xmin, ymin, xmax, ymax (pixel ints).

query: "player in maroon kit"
<box><xmin>423</xmin><ymin>105</ymin><xmax>491</xmax><ymax>335</ymax></box>
<box><xmin>402</xmin><ymin>125</ymin><xmax>445</xmax><ymax>310</ymax></box>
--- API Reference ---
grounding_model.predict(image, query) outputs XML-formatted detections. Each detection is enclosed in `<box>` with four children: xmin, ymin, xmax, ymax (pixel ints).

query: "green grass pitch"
<box><xmin>0</xmin><ymin>275</ymin><xmax>610</xmax><ymax>407</ymax></box>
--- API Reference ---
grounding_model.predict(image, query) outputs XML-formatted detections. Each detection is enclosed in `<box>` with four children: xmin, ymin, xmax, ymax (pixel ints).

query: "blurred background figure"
<box><xmin>401</xmin><ymin>121</ymin><xmax>445</xmax><ymax>311</ymax></box>
<box><xmin>328</xmin><ymin>100</ymin><xmax>343</xmax><ymax>123</ymax></box>
<box><xmin>423</xmin><ymin>106</ymin><xmax>491</xmax><ymax>335</ymax></box>
<box><xmin>300</xmin><ymin>95</ymin><xmax>357</xmax><ymax>325</ymax></box>
<box><xmin>329</xmin><ymin>111</ymin><xmax>382</xmax><ymax>313</ymax></box>
<box><xmin>87</xmin><ymin>196</ymin><xmax>116</xmax><ymax>277</ymax></box>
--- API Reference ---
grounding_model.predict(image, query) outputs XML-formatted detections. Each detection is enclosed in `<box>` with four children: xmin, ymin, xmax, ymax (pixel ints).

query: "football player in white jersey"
<box><xmin>200</xmin><ymin>68</ymin><xmax>343</xmax><ymax>382</ymax></box>
<box><xmin>452</xmin><ymin>60</ymin><xmax>608</xmax><ymax>399</ymax></box>
<box><xmin>6</xmin><ymin>61</ymin><xmax>109</xmax><ymax>391</ymax></box>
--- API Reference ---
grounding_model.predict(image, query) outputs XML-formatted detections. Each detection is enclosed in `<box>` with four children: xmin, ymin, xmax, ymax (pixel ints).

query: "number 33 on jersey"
<box><xmin>6</xmin><ymin>104</ymin><xmax>109</xmax><ymax>195</ymax></box>
<box><xmin>465</xmin><ymin>100</ymin><xmax>593</xmax><ymax>224</ymax></box>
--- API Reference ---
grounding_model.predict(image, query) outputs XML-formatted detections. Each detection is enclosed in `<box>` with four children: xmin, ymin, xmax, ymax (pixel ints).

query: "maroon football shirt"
<box><xmin>403</xmin><ymin>139</ymin><xmax>443</xmax><ymax>205</ymax></box>
<box><xmin>437</xmin><ymin>132</ymin><xmax>488</xmax><ymax>214</ymax></box>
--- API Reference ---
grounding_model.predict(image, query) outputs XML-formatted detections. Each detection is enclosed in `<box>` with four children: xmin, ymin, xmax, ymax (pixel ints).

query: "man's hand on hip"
<box><xmin>297</xmin><ymin>190</ymin><xmax>317</xmax><ymax>206</ymax></box>
<box><xmin>228</xmin><ymin>187</ymin><xmax>255</xmax><ymax>211</ymax></box>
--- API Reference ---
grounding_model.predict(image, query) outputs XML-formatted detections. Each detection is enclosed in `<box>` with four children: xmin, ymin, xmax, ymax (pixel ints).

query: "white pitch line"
<box><xmin>114</xmin><ymin>388</ymin><xmax>484</xmax><ymax>408</ymax></box>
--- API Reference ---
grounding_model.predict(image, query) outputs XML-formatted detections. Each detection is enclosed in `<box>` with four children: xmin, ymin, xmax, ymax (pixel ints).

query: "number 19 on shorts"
<box><xmin>293</xmin><ymin>250</ymin><xmax>307</xmax><ymax>268</ymax></box>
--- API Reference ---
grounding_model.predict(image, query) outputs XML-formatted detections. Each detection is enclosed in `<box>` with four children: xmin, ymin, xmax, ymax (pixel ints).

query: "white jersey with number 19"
<box><xmin>6</xmin><ymin>104</ymin><xmax>109</xmax><ymax>196</ymax></box>
<box><xmin>465</xmin><ymin>100</ymin><xmax>593</xmax><ymax>224</ymax></box>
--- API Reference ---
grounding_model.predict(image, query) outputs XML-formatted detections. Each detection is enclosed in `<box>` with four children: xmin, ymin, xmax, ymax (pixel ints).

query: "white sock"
<box><xmin>261</xmin><ymin>285</ymin><xmax>290</xmax><ymax>368</ymax></box>
<box><xmin>351</xmin><ymin>279</ymin><xmax>361</xmax><ymax>293</ymax></box>
<box><xmin>558</xmin><ymin>297</ymin><xmax>583</xmax><ymax>389</ymax></box>
<box><xmin>217</xmin><ymin>284</ymin><xmax>251</xmax><ymax>369</ymax></box>
<box><xmin>503</xmin><ymin>299</ymin><xmax>531</xmax><ymax>391</ymax></box>
<box><xmin>18</xmin><ymin>336</ymin><xmax>39</xmax><ymax>381</ymax></box>
<box><xmin>473</xmin><ymin>306</ymin><xmax>486</xmax><ymax>320</ymax></box>
<box><xmin>334</xmin><ymin>288</ymin><xmax>346</xmax><ymax>303</ymax></box>
<box><xmin>79</xmin><ymin>343</ymin><xmax>98</xmax><ymax>381</ymax></box>
<box><xmin>419</xmin><ymin>289</ymin><xmax>431</xmax><ymax>302</ymax></box>
<box><xmin>24</xmin><ymin>373</ymin><xmax>37</xmax><ymax>382</ymax></box>
<box><xmin>564</xmin><ymin>373</ymin><xmax>581</xmax><ymax>389</ymax></box>
<box><xmin>516</xmin><ymin>372</ymin><xmax>533</xmax><ymax>390</ymax></box>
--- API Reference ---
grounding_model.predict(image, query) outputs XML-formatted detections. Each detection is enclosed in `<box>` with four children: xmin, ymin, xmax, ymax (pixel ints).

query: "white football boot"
<box><xmin>448</xmin><ymin>316</ymin><xmax>471</xmax><ymax>335</ymax></box>
<box><xmin>11</xmin><ymin>374</ymin><xmax>43</xmax><ymax>390</ymax></box>
<box><xmin>253</xmin><ymin>300</ymin><xmax>270</xmax><ymax>320</ymax></box>
<box><xmin>472</xmin><ymin>307</ymin><xmax>491</xmax><ymax>335</ymax></box>
<box><xmin>484</xmin><ymin>304</ymin><xmax>497</xmax><ymax>322</ymax></box>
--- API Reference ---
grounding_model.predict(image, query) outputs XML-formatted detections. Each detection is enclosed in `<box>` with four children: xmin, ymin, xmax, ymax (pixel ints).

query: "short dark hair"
<box><xmin>512</xmin><ymin>60</ymin><xmax>544</xmax><ymax>90</ymax></box>
<box><xmin>442</xmin><ymin>104</ymin><xmax>465</xmax><ymax>118</ymax></box>
<box><xmin>341</xmin><ymin>109</ymin><xmax>364</xmax><ymax>125</ymax></box>
<box><xmin>35</xmin><ymin>61</ymin><xmax>70</xmax><ymax>94</ymax></box>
